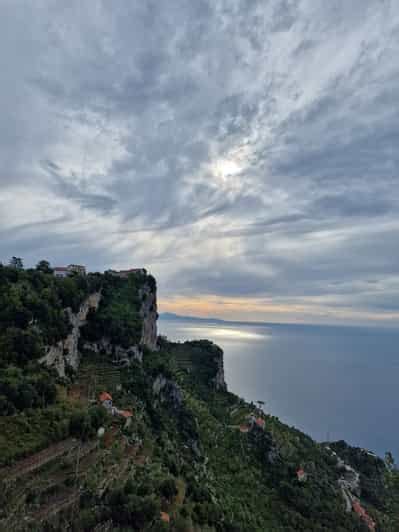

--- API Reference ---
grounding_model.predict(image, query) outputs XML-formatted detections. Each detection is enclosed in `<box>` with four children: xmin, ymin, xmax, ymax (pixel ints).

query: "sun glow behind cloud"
<box><xmin>1</xmin><ymin>1</ymin><xmax>399</xmax><ymax>326</ymax></box>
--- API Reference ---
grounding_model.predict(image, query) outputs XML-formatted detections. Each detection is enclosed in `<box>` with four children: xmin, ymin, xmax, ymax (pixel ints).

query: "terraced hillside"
<box><xmin>76</xmin><ymin>356</ymin><xmax>122</xmax><ymax>400</ymax></box>
<box><xmin>1</xmin><ymin>265</ymin><xmax>399</xmax><ymax>531</ymax></box>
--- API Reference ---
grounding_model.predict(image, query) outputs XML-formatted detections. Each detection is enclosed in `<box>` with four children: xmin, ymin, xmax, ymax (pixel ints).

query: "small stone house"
<box><xmin>296</xmin><ymin>468</ymin><xmax>307</xmax><ymax>482</ymax></box>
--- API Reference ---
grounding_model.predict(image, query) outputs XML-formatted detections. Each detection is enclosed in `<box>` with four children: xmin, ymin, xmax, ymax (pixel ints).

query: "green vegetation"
<box><xmin>81</xmin><ymin>271</ymin><xmax>155</xmax><ymax>348</ymax></box>
<box><xmin>0</xmin><ymin>262</ymin><xmax>100</xmax><ymax>416</ymax></box>
<box><xmin>0</xmin><ymin>402</ymin><xmax>78</xmax><ymax>465</ymax></box>
<box><xmin>0</xmin><ymin>263</ymin><xmax>398</xmax><ymax>531</ymax></box>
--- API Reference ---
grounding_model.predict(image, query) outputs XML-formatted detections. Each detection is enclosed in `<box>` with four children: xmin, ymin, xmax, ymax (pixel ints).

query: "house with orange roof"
<box><xmin>99</xmin><ymin>392</ymin><xmax>113</xmax><ymax>411</ymax></box>
<box><xmin>255</xmin><ymin>417</ymin><xmax>265</xmax><ymax>429</ymax></box>
<box><xmin>160</xmin><ymin>511</ymin><xmax>170</xmax><ymax>523</ymax></box>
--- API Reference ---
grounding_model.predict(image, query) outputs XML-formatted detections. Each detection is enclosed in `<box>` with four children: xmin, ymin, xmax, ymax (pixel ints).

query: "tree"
<box><xmin>9</xmin><ymin>257</ymin><xmax>23</xmax><ymax>269</ymax></box>
<box><xmin>36</xmin><ymin>260</ymin><xmax>53</xmax><ymax>274</ymax></box>
<box><xmin>385</xmin><ymin>452</ymin><xmax>395</xmax><ymax>471</ymax></box>
<box><xmin>159</xmin><ymin>478</ymin><xmax>178</xmax><ymax>500</ymax></box>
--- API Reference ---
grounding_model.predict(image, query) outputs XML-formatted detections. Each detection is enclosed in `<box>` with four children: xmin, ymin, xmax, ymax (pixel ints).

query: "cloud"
<box><xmin>1</xmin><ymin>0</ymin><xmax>399</xmax><ymax>325</ymax></box>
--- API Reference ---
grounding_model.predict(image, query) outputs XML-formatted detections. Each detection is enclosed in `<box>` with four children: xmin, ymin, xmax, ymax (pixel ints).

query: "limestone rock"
<box><xmin>153</xmin><ymin>374</ymin><xmax>183</xmax><ymax>409</ymax></box>
<box><xmin>139</xmin><ymin>285</ymin><xmax>158</xmax><ymax>351</ymax></box>
<box><xmin>40</xmin><ymin>292</ymin><xmax>101</xmax><ymax>377</ymax></box>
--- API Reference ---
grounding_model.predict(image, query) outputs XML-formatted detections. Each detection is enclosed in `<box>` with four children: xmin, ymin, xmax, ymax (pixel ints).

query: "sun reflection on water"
<box><xmin>181</xmin><ymin>326</ymin><xmax>269</xmax><ymax>341</ymax></box>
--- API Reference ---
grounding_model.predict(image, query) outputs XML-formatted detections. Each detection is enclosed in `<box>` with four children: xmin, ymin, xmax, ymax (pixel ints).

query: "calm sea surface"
<box><xmin>159</xmin><ymin>318</ymin><xmax>399</xmax><ymax>460</ymax></box>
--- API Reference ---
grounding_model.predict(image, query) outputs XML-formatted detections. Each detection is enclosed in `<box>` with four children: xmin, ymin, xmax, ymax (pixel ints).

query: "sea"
<box><xmin>159</xmin><ymin>317</ymin><xmax>399</xmax><ymax>461</ymax></box>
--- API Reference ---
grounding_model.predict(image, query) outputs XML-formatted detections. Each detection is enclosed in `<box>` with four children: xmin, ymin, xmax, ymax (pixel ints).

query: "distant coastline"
<box><xmin>159</xmin><ymin>312</ymin><xmax>397</xmax><ymax>334</ymax></box>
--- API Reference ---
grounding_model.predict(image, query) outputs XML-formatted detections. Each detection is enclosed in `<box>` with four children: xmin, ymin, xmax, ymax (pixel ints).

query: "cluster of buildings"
<box><xmin>53</xmin><ymin>265</ymin><xmax>146</xmax><ymax>279</ymax></box>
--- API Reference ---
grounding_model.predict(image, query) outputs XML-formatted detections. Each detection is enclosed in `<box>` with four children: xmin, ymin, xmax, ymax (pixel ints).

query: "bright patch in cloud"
<box><xmin>1</xmin><ymin>1</ymin><xmax>399</xmax><ymax>325</ymax></box>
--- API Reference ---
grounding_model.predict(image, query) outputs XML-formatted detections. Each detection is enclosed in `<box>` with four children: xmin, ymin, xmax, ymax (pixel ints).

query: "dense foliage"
<box><xmin>81</xmin><ymin>271</ymin><xmax>155</xmax><ymax>348</ymax></box>
<box><xmin>0</xmin><ymin>263</ymin><xmax>398</xmax><ymax>531</ymax></box>
<box><xmin>0</xmin><ymin>262</ymin><xmax>100</xmax><ymax>415</ymax></box>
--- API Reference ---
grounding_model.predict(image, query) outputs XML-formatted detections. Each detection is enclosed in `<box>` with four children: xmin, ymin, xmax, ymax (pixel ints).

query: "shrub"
<box><xmin>159</xmin><ymin>478</ymin><xmax>178</xmax><ymax>500</ymax></box>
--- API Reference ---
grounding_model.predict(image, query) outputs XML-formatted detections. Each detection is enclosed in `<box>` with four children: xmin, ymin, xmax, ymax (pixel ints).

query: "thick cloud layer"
<box><xmin>1</xmin><ymin>0</ymin><xmax>399</xmax><ymax>325</ymax></box>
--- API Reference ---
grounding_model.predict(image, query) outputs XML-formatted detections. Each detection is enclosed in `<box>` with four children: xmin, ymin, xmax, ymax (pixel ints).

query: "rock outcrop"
<box><xmin>41</xmin><ymin>273</ymin><xmax>158</xmax><ymax>376</ymax></box>
<box><xmin>139</xmin><ymin>284</ymin><xmax>158</xmax><ymax>351</ymax></box>
<box><xmin>213</xmin><ymin>349</ymin><xmax>227</xmax><ymax>391</ymax></box>
<box><xmin>40</xmin><ymin>292</ymin><xmax>101</xmax><ymax>377</ymax></box>
<box><xmin>152</xmin><ymin>374</ymin><xmax>183</xmax><ymax>409</ymax></box>
<box><xmin>82</xmin><ymin>338</ymin><xmax>143</xmax><ymax>365</ymax></box>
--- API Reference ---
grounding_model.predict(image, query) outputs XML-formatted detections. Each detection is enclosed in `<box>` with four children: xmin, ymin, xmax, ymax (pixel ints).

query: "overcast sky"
<box><xmin>1</xmin><ymin>1</ymin><xmax>399</xmax><ymax>325</ymax></box>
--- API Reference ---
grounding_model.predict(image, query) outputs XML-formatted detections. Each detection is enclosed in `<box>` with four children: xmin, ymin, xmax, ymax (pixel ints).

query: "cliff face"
<box><xmin>212</xmin><ymin>347</ymin><xmax>227</xmax><ymax>391</ymax></box>
<box><xmin>167</xmin><ymin>339</ymin><xmax>227</xmax><ymax>393</ymax></box>
<box><xmin>139</xmin><ymin>284</ymin><xmax>158</xmax><ymax>351</ymax></box>
<box><xmin>40</xmin><ymin>291</ymin><xmax>102</xmax><ymax>377</ymax></box>
<box><xmin>42</xmin><ymin>274</ymin><xmax>158</xmax><ymax>376</ymax></box>
<box><xmin>81</xmin><ymin>338</ymin><xmax>143</xmax><ymax>364</ymax></box>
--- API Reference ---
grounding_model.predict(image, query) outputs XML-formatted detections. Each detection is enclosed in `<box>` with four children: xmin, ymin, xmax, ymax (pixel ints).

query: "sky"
<box><xmin>1</xmin><ymin>0</ymin><xmax>399</xmax><ymax>326</ymax></box>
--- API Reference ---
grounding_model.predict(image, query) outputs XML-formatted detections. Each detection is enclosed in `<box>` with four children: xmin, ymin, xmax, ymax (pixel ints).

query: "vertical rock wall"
<box><xmin>40</xmin><ymin>291</ymin><xmax>102</xmax><ymax>377</ymax></box>
<box><xmin>139</xmin><ymin>284</ymin><xmax>158</xmax><ymax>351</ymax></box>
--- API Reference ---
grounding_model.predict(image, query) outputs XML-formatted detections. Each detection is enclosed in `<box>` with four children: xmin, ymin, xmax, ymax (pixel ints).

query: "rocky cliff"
<box><xmin>139</xmin><ymin>283</ymin><xmax>158</xmax><ymax>351</ymax></box>
<box><xmin>40</xmin><ymin>291</ymin><xmax>102</xmax><ymax>377</ymax></box>
<box><xmin>212</xmin><ymin>347</ymin><xmax>227</xmax><ymax>391</ymax></box>
<box><xmin>41</xmin><ymin>272</ymin><xmax>159</xmax><ymax>376</ymax></box>
<box><xmin>166</xmin><ymin>339</ymin><xmax>227</xmax><ymax>393</ymax></box>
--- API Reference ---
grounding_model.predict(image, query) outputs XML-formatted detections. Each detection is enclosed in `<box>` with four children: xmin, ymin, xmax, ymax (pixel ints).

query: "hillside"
<box><xmin>0</xmin><ymin>264</ymin><xmax>398</xmax><ymax>531</ymax></box>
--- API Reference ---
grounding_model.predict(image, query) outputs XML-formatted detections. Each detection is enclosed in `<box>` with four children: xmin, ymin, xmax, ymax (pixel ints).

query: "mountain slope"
<box><xmin>0</xmin><ymin>264</ymin><xmax>398</xmax><ymax>531</ymax></box>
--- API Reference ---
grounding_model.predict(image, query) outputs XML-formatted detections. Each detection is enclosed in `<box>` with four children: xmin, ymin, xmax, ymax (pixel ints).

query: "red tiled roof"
<box><xmin>160</xmin><ymin>512</ymin><xmax>170</xmax><ymax>523</ymax></box>
<box><xmin>352</xmin><ymin>501</ymin><xmax>366</xmax><ymax>517</ymax></box>
<box><xmin>297</xmin><ymin>468</ymin><xmax>307</xmax><ymax>480</ymax></box>
<box><xmin>99</xmin><ymin>392</ymin><xmax>112</xmax><ymax>402</ymax></box>
<box><xmin>118</xmin><ymin>410</ymin><xmax>133</xmax><ymax>418</ymax></box>
<box><xmin>352</xmin><ymin>501</ymin><xmax>376</xmax><ymax>530</ymax></box>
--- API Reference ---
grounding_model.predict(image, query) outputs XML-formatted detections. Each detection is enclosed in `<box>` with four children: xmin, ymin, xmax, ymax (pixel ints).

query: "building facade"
<box><xmin>53</xmin><ymin>264</ymin><xmax>86</xmax><ymax>277</ymax></box>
